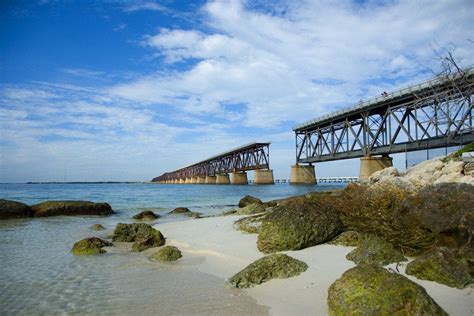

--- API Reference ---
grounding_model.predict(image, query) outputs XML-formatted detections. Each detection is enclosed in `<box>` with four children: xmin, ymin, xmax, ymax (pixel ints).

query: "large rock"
<box><xmin>229</xmin><ymin>253</ymin><xmax>308</xmax><ymax>288</ymax></box>
<box><xmin>406</xmin><ymin>247</ymin><xmax>473</xmax><ymax>289</ymax></box>
<box><xmin>257</xmin><ymin>200</ymin><xmax>342</xmax><ymax>253</ymax></box>
<box><xmin>32</xmin><ymin>201</ymin><xmax>114</xmax><ymax>217</ymax></box>
<box><xmin>234</xmin><ymin>213</ymin><xmax>268</xmax><ymax>234</ymax></box>
<box><xmin>327</xmin><ymin>265</ymin><xmax>447</xmax><ymax>315</ymax></box>
<box><xmin>328</xmin><ymin>231</ymin><xmax>361</xmax><ymax>247</ymax></box>
<box><xmin>112</xmin><ymin>223</ymin><xmax>165</xmax><ymax>252</ymax></box>
<box><xmin>369</xmin><ymin>167</ymin><xmax>399</xmax><ymax>184</ymax></box>
<box><xmin>71</xmin><ymin>237</ymin><xmax>113</xmax><ymax>255</ymax></box>
<box><xmin>0</xmin><ymin>199</ymin><xmax>33</xmax><ymax>219</ymax></box>
<box><xmin>151</xmin><ymin>246</ymin><xmax>182</xmax><ymax>262</ymax></box>
<box><xmin>238</xmin><ymin>195</ymin><xmax>262</xmax><ymax>208</ymax></box>
<box><xmin>346</xmin><ymin>235</ymin><xmax>407</xmax><ymax>266</ymax></box>
<box><xmin>236</xmin><ymin>203</ymin><xmax>267</xmax><ymax>215</ymax></box>
<box><xmin>133</xmin><ymin>210</ymin><xmax>160</xmax><ymax>221</ymax></box>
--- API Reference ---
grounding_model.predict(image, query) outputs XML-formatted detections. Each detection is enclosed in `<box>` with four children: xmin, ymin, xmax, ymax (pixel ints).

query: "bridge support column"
<box><xmin>254</xmin><ymin>169</ymin><xmax>274</xmax><ymax>184</ymax></box>
<box><xmin>205</xmin><ymin>175</ymin><xmax>217</xmax><ymax>184</ymax></box>
<box><xmin>185</xmin><ymin>178</ymin><xmax>192</xmax><ymax>184</ymax></box>
<box><xmin>173</xmin><ymin>179</ymin><xmax>178</xmax><ymax>184</ymax></box>
<box><xmin>290</xmin><ymin>164</ymin><xmax>316</xmax><ymax>185</ymax></box>
<box><xmin>179</xmin><ymin>179</ymin><xmax>185</xmax><ymax>184</ymax></box>
<box><xmin>190</xmin><ymin>177</ymin><xmax>197</xmax><ymax>184</ymax></box>
<box><xmin>216</xmin><ymin>173</ymin><xmax>230</xmax><ymax>184</ymax></box>
<box><xmin>359</xmin><ymin>155</ymin><xmax>393</xmax><ymax>181</ymax></box>
<box><xmin>231</xmin><ymin>171</ymin><xmax>248</xmax><ymax>185</ymax></box>
<box><xmin>197</xmin><ymin>176</ymin><xmax>206</xmax><ymax>184</ymax></box>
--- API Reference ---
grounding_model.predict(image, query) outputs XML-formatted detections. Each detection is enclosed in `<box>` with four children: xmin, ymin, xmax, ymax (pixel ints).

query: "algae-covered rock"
<box><xmin>32</xmin><ymin>201</ymin><xmax>114</xmax><ymax>217</ymax></box>
<box><xmin>328</xmin><ymin>231</ymin><xmax>361</xmax><ymax>247</ymax></box>
<box><xmin>91</xmin><ymin>224</ymin><xmax>106</xmax><ymax>230</ymax></box>
<box><xmin>346</xmin><ymin>235</ymin><xmax>407</xmax><ymax>266</ymax></box>
<box><xmin>0</xmin><ymin>199</ymin><xmax>33</xmax><ymax>220</ymax></box>
<box><xmin>151</xmin><ymin>246</ymin><xmax>182</xmax><ymax>262</ymax></box>
<box><xmin>133</xmin><ymin>210</ymin><xmax>160</xmax><ymax>221</ymax></box>
<box><xmin>257</xmin><ymin>200</ymin><xmax>342</xmax><ymax>253</ymax></box>
<box><xmin>406</xmin><ymin>247</ymin><xmax>473</xmax><ymax>289</ymax></box>
<box><xmin>236</xmin><ymin>203</ymin><xmax>267</xmax><ymax>215</ymax></box>
<box><xmin>112</xmin><ymin>223</ymin><xmax>165</xmax><ymax>252</ymax></box>
<box><xmin>234</xmin><ymin>213</ymin><xmax>268</xmax><ymax>234</ymax></box>
<box><xmin>229</xmin><ymin>253</ymin><xmax>308</xmax><ymax>288</ymax></box>
<box><xmin>71</xmin><ymin>237</ymin><xmax>113</xmax><ymax>255</ymax></box>
<box><xmin>238</xmin><ymin>195</ymin><xmax>262</xmax><ymax>208</ymax></box>
<box><xmin>169</xmin><ymin>207</ymin><xmax>190</xmax><ymax>214</ymax></box>
<box><xmin>327</xmin><ymin>265</ymin><xmax>447</xmax><ymax>315</ymax></box>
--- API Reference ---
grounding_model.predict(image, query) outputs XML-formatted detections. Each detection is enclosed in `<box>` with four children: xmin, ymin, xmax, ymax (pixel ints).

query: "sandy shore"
<box><xmin>155</xmin><ymin>216</ymin><xmax>473</xmax><ymax>316</ymax></box>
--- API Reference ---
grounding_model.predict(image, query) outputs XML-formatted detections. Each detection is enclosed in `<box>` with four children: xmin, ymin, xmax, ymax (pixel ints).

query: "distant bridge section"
<box><xmin>291</xmin><ymin>67</ymin><xmax>473</xmax><ymax>183</ymax></box>
<box><xmin>152</xmin><ymin>142</ymin><xmax>274</xmax><ymax>184</ymax></box>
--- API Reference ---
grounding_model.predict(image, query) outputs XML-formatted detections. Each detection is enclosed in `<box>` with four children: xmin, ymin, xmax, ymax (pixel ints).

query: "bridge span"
<box><xmin>152</xmin><ymin>142</ymin><xmax>274</xmax><ymax>184</ymax></box>
<box><xmin>291</xmin><ymin>67</ymin><xmax>474</xmax><ymax>183</ymax></box>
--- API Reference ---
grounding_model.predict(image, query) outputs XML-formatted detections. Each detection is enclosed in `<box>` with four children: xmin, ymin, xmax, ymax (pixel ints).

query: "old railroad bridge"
<box><xmin>153</xmin><ymin>67</ymin><xmax>473</xmax><ymax>185</ymax></box>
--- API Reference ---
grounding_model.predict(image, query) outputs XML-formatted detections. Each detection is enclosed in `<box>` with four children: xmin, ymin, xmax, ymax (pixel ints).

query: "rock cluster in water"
<box><xmin>151</xmin><ymin>246</ymin><xmax>182</xmax><ymax>262</ymax></box>
<box><xmin>71</xmin><ymin>237</ymin><xmax>113</xmax><ymax>255</ymax></box>
<box><xmin>112</xmin><ymin>223</ymin><xmax>165</xmax><ymax>252</ymax></box>
<box><xmin>0</xmin><ymin>199</ymin><xmax>34</xmax><ymax>219</ymax></box>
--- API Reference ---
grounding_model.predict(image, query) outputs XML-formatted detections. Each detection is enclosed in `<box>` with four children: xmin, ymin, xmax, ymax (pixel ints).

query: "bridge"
<box><xmin>291</xmin><ymin>67</ymin><xmax>474</xmax><ymax>183</ymax></box>
<box><xmin>152</xmin><ymin>142</ymin><xmax>274</xmax><ymax>184</ymax></box>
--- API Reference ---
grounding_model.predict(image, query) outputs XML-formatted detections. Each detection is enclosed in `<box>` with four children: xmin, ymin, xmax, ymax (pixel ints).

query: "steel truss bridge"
<box><xmin>152</xmin><ymin>142</ymin><xmax>270</xmax><ymax>182</ymax></box>
<box><xmin>294</xmin><ymin>68</ymin><xmax>474</xmax><ymax>163</ymax></box>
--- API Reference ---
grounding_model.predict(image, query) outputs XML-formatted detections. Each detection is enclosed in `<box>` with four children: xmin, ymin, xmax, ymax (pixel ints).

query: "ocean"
<box><xmin>0</xmin><ymin>183</ymin><xmax>344</xmax><ymax>315</ymax></box>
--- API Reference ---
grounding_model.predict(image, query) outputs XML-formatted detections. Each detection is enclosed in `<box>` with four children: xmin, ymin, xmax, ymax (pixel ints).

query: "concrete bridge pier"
<box><xmin>185</xmin><ymin>178</ymin><xmax>192</xmax><ymax>184</ymax></box>
<box><xmin>231</xmin><ymin>171</ymin><xmax>248</xmax><ymax>184</ymax></box>
<box><xmin>197</xmin><ymin>176</ymin><xmax>206</xmax><ymax>184</ymax></box>
<box><xmin>216</xmin><ymin>173</ymin><xmax>230</xmax><ymax>184</ymax></box>
<box><xmin>290</xmin><ymin>164</ymin><xmax>316</xmax><ymax>185</ymax></box>
<box><xmin>179</xmin><ymin>178</ymin><xmax>185</xmax><ymax>184</ymax></box>
<box><xmin>254</xmin><ymin>169</ymin><xmax>274</xmax><ymax>184</ymax></box>
<box><xmin>205</xmin><ymin>175</ymin><xmax>217</xmax><ymax>184</ymax></box>
<box><xmin>190</xmin><ymin>177</ymin><xmax>197</xmax><ymax>184</ymax></box>
<box><xmin>359</xmin><ymin>155</ymin><xmax>393</xmax><ymax>181</ymax></box>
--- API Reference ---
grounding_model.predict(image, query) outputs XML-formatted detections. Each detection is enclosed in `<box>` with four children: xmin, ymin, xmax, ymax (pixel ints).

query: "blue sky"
<box><xmin>0</xmin><ymin>0</ymin><xmax>473</xmax><ymax>182</ymax></box>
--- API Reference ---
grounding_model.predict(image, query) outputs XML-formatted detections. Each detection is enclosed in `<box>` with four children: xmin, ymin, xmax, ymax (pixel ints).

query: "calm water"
<box><xmin>0</xmin><ymin>183</ymin><xmax>343</xmax><ymax>315</ymax></box>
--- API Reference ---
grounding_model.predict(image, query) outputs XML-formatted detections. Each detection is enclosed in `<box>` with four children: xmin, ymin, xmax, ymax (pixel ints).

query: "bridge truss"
<box><xmin>294</xmin><ymin>68</ymin><xmax>474</xmax><ymax>163</ymax></box>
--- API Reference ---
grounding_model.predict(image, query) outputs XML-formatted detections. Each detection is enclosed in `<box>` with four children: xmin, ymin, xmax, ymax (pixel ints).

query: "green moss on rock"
<box><xmin>151</xmin><ymin>246</ymin><xmax>182</xmax><ymax>262</ymax></box>
<box><xmin>238</xmin><ymin>195</ymin><xmax>262</xmax><ymax>208</ymax></box>
<box><xmin>346</xmin><ymin>235</ymin><xmax>407</xmax><ymax>266</ymax></box>
<box><xmin>406</xmin><ymin>247</ymin><xmax>473</xmax><ymax>289</ymax></box>
<box><xmin>169</xmin><ymin>207</ymin><xmax>190</xmax><ymax>214</ymax></box>
<box><xmin>112</xmin><ymin>223</ymin><xmax>165</xmax><ymax>252</ymax></box>
<box><xmin>32</xmin><ymin>200</ymin><xmax>114</xmax><ymax>217</ymax></box>
<box><xmin>0</xmin><ymin>199</ymin><xmax>33</xmax><ymax>220</ymax></box>
<box><xmin>328</xmin><ymin>265</ymin><xmax>447</xmax><ymax>316</ymax></box>
<box><xmin>71</xmin><ymin>237</ymin><xmax>113</xmax><ymax>255</ymax></box>
<box><xmin>236</xmin><ymin>203</ymin><xmax>267</xmax><ymax>215</ymax></box>
<box><xmin>133</xmin><ymin>210</ymin><xmax>160</xmax><ymax>221</ymax></box>
<box><xmin>90</xmin><ymin>224</ymin><xmax>106</xmax><ymax>230</ymax></box>
<box><xmin>229</xmin><ymin>253</ymin><xmax>308</xmax><ymax>288</ymax></box>
<box><xmin>328</xmin><ymin>231</ymin><xmax>361</xmax><ymax>247</ymax></box>
<box><xmin>234</xmin><ymin>213</ymin><xmax>268</xmax><ymax>234</ymax></box>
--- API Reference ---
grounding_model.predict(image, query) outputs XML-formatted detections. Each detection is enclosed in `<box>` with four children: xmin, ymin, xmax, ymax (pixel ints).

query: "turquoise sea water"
<box><xmin>0</xmin><ymin>183</ymin><xmax>343</xmax><ymax>315</ymax></box>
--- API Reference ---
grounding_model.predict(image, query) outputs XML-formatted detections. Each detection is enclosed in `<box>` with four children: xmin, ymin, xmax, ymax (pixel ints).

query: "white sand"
<box><xmin>155</xmin><ymin>216</ymin><xmax>473</xmax><ymax>316</ymax></box>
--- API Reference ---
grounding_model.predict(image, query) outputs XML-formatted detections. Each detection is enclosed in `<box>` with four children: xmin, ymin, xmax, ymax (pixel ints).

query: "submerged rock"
<box><xmin>406</xmin><ymin>247</ymin><xmax>473</xmax><ymax>289</ymax></box>
<box><xmin>327</xmin><ymin>265</ymin><xmax>447</xmax><ymax>315</ymax></box>
<box><xmin>169</xmin><ymin>207</ymin><xmax>190</xmax><ymax>214</ymax></box>
<box><xmin>257</xmin><ymin>200</ymin><xmax>342</xmax><ymax>253</ymax></box>
<box><xmin>32</xmin><ymin>201</ymin><xmax>114</xmax><ymax>217</ymax></box>
<box><xmin>238</xmin><ymin>195</ymin><xmax>262</xmax><ymax>208</ymax></box>
<box><xmin>229</xmin><ymin>253</ymin><xmax>308</xmax><ymax>288</ymax></box>
<box><xmin>91</xmin><ymin>224</ymin><xmax>106</xmax><ymax>230</ymax></box>
<box><xmin>346</xmin><ymin>235</ymin><xmax>407</xmax><ymax>266</ymax></box>
<box><xmin>71</xmin><ymin>237</ymin><xmax>113</xmax><ymax>255</ymax></box>
<box><xmin>151</xmin><ymin>246</ymin><xmax>182</xmax><ymax>262</ymax></box>
<box><xmin>328</xmin><ymin>231</ymin><xmax>361</xmax><ymax>247</ymax></box>
<box><xmin>112</xmin><ymin>223</ymin><xmax>165</xmax><ymax>252</ymax></box>
<box><xmin>0</xmin><ymin>199</ymin><xmax>33</xmax><ymax>220</ymax></box>
<box><xmin>133</xmin><ymin>210</ymin><xmax>160</xmax><ymax>221</ymax></box>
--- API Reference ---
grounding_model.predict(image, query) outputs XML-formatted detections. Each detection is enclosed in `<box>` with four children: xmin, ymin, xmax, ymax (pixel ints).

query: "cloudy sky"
<box><xmin>1</xmin><ymin>0</ymin><xmax>473</xmax><ymax>182</ymax></box>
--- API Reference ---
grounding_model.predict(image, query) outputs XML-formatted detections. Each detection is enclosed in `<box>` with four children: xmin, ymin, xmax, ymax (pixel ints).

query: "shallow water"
<box><xmin>0</xmin><ymin>183</ymin><xmax>343</xmax><ymax>315</ymax></box>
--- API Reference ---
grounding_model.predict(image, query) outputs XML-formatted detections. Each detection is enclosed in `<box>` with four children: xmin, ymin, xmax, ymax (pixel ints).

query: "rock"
<box><xmin>328</xmin><ymin>231</ymin><xmax>361</xmax><ymax>247</ymax></box>
<box><xmin>229</xmin><ymin>254</ymin><xmax>308</xmax><ymax>288</ymax></box>
<box><xmin>112</xmin><ymin>223</ymin><xmax>165</xmax><ymax>252</ymax></box>
<box><xmin>406</xmin><ymin>247</ymin><xmax>473</xmax><ymax>289</ymax></box>
<box><xmin>150</xmin><ymin>246</ymin><xmax>182</xmax><ymax>262</ymax></box>
<box><xmin>327</xmin><ymin>265</ymin><xmax>447</xmax><ymax>315</ymax></box>
<box><xmin>234</xmin><ymin>213</ymin><xmax>268</xmax><ymax>234</ymax></box>
<box><xmin>346</xmin><ymin>235</ymin><xmax>407</xmax><ymax>266</ymax></box>
<box><xmin>257</xmin><ymin>200</ymin><xmax>342</xmax><ymax>253</ymax></box>
<box><xmin>236</xmin><ymin>203</ymin><xmax>267</xmax><ymax>215</ymax></box>
<box><xmin>369</xmin><ymin>167</ymin><xmax>399</xmax><ymax>184</ymax></box>
<box><xmin>133</xmin><ymin>210</ymin><xmax>160</xmax><ymax>221</ymax></box>
<box><xmin>404</xmin><ymin>158</ymin><xmax>445</xmax><ymax>187</ymax></box>
<box><xmin>186</xmin><ymin>211</ymin><xmax>202</xmax><ymax>219</ymax></box>
<box><xmin>32</xmin><ymin>201</ymin><xmax>114</xmax><ymax>217</ymax></box>
<box><xmin>375</xmin><ymin>176</ymin><xmax>416</xmax><ymax>191</ymax></box>
<box><xmin>169</xmin><ymin>207</ymin><xmax>190</xmax><ymax>214</ymax></box>
<box><xmin>0</xmin><ymin>199</ymin><xmax>33</xmax><ymax>219</ymax></box>
<box><xmin>71</xmin><ymin>237</ymin><xmax>113</xmax><ymax>255</ymax></box>
<box><xmin>91</xmin><ymin>224</ymin><xmax>105</xmax><ymax>230</ymax></box>
<box><xmin>238</xmin><ymin>195</ymin><xmax>262</xmax><ymax>208</ymax></box>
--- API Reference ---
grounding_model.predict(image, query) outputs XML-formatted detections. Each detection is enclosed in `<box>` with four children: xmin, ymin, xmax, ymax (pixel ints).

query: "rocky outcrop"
<box><xmin>406</xmin><ymin>247</ymin><xmax>473</xmax><ymax>289</ymax></box>
<box><xmin>229</xmin><ymin>254</ymin><xmax>308</xmax><ymax>288</ymax></box>
<box><xmin>238</xmin><ymin>195</ymin><xmax>262</xmax><ymax>208</ymax></box>
<box><xmin>151</xmin><ymin>246</ymin><xmax>182</xmax><ymax>262</ymax></box>
<box><xmin>369</xmin><ymin>167</ymin><xmax>399</xmax><ymax>184</ymax></box>
<box><xmin>234</xmin><ymin>213</ymin><xmax>269</xmax><ymax>234</ymax></box>
<box><xmin>327</xmin><ymin>265</ymin><xmax>447</xmax><ymax>315</ymax></box>
<box><xmin>133</xmin><ymin>210</ymin><xmax>160</xmax><ymax>221</ymax></box>
<box><xmin>112</xmin><ymin>223</ymin><xmax>165</xmax><ymax>252</ymax></box>
<box><xmin>257</xmin><ymin>200</ymin><xmax>342</xmax><ymax>253</ymax></box>
<box><xmin>328</xmin><ymin>231</ymin><xmax>360</xmax><ymax>247</ymax></box>
<box><xmin>169</xmin><ymin>207</ymin><xmax>190</xmax><ymax>214</ymax></box>
<box><xmin>236</xmin><ymin>203</ymin><xmax>267</xmax><ymax>215</ymax></box>
<box><xmin>91</xmin><ymin>224</ymin><xmax>106</xmax><ymax>230</ymax></box>
<box><xmin>346</xmin><ymin>235</ymin><xmax>407</xmax><ymax>266</ymax></box>
<box><xmin>0</xmin><ymin>199</ymin><xmax>33</xmax><ymax>219</ymax></box>
<box><xmin>71</xmin><ymin>237</ymin><xmax>113</xmax><ymax>255</ymax></box>
<box><xmin>32</xmin><ymin>201</ymin><xmax>114</xmax><ymax>217</ymax></box>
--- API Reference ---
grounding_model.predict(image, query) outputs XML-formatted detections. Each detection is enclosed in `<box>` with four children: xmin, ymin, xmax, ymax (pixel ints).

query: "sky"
<box><xmin>0</xmin><ymin>0</ymin><xmax>473</xmax><ymax>182</ymax></box>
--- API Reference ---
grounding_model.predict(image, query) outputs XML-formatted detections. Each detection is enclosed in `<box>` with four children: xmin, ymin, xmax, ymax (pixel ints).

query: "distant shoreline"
<box><xmin>18</xmin><ymin>181</ymin><xmax>150</xmax><ymax>184</ymax></box>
